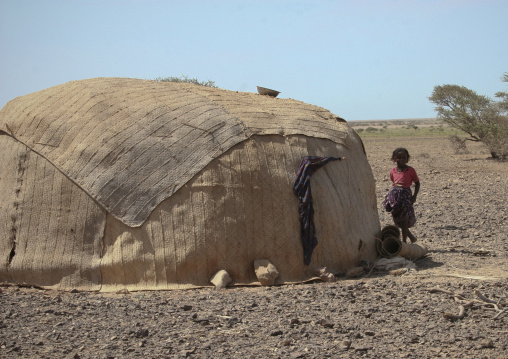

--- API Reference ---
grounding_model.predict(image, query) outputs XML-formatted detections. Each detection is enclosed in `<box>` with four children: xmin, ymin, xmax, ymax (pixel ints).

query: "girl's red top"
<box><xmin>390</xmin><ymin>166</ymin><xmax>419</xmax><ymax>188</ymax></box>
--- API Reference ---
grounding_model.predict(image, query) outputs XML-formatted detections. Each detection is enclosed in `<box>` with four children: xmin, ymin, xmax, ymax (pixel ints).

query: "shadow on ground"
<box><xmin>413</xmin><ymin>255</ymin><xmax>444</xmax><ymax>270</ymax></box>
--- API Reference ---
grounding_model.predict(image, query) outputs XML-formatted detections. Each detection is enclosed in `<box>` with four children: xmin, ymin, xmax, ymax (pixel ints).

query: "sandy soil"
<box><xmin>1</xmin><ymin>135</ymin><xmax>507</xmax><ymax>358</ymax></box>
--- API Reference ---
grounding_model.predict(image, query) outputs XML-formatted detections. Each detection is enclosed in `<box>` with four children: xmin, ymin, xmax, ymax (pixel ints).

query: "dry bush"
<box><xmin>484</xmin><ymin>116</ymin><xmax>508</xmax><ymax>160</ymax></box>
<box><xmin>448</xmin><ymin>135</ymin><xmax>470</xmax><ymax>154</ymax></box>
<box><xmin>154</xmin><ymin>75</ymin><xmax>217</xmax><ymax>88</ymax></box>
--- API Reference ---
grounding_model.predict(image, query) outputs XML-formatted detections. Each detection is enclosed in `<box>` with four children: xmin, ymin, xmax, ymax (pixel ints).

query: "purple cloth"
<box><xmin>383</xmin><ymin>187</ymin><xmax>416</xmax><ymax>228</ymax></box>
<box><xmin>293</xmin><ymin>156</ymin><xmax>343</xmax><ymax>265</ymax></box>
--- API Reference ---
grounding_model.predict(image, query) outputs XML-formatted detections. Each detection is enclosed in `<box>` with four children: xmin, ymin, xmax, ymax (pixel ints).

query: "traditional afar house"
<box><xmin>0</xmin><ymin>77</ymin><xmax>380</xmax><ymax>291</ymax></box>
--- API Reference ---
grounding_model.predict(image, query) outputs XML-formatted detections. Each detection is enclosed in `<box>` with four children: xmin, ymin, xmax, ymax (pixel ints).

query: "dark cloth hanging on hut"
<box><xmin>293</xmin><ymin>156</ymin><xmax>343</xmax><ymax>265</ymax></box>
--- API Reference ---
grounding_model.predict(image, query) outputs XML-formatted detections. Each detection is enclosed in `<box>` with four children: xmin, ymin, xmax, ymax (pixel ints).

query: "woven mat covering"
<box><xmin>0</xmin><ymin>134</ymin><xmax>105</xmax><ymax>289</ymax></box>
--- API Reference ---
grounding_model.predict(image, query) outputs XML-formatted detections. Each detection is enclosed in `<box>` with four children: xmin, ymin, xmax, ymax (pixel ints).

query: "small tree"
<box><xmin>495</xmin><ymin>72</ymin><xmax>508</xmax><ymax>112</ymax></box>
<box><xmin>155</xmin><ymin>75</ymin><xmax>217</xmax><ymax>88</ymax></box>
<box><xmin>429</xmin><ymin>77</ymin><xmax>508</xmax><ymax>159</ymax></box>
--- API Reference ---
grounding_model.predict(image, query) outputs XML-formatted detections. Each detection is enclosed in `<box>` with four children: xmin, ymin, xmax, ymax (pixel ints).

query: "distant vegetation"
<box><xmin>155</xmin><ymin>75</ymin><xmax>217</xmax><ymax>88</ymax></box>
<box><xmin>350</xmin><ymin>119</ymin><xmax>458</xmax><ymax>138</ymax></box>
<box><xmin>429</xmin><ymin>72</ymin><xmax>508</xmax><ymax>159</ymax></box>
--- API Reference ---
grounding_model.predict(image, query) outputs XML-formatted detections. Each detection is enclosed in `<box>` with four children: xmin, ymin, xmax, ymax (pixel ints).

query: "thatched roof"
<box><xmin>0</xmin><ymin>77</ymin><xmax>350</xmax><ymax>227</ymax></box>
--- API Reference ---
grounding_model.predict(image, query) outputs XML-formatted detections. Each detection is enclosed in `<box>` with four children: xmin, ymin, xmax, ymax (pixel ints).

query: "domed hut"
<box><xmin>0</xmin><ymin>77</ymin><xmax>379</xmax><ymax>291</ymax></box>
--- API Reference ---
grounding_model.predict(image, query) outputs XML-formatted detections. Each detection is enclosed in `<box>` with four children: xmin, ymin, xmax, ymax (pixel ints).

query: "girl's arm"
<box><xmin>412</xmin><ymin>181</ymin><xmax>420</xmax><ymax>203</ymax></box>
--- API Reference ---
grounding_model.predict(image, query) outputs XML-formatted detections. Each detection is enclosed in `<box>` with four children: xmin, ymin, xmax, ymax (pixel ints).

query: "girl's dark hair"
<box><xmin>391</xmin><ymin>147</ymin><xmax>410</xmax><ymax>161</ymax></box>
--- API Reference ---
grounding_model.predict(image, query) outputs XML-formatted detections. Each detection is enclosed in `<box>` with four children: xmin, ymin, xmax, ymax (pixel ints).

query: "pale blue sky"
<box><xmin>1</xmin><ymin>0</ymin><xmax>507</xmax><ymax>121</ymax></box>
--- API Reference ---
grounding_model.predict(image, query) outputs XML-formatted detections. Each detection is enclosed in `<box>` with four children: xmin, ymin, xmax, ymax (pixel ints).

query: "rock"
<box><xmin>224</xmin><ymin>316</ymin><xmax>239</xmax><ymax>327</ymax></box>
<box><xmin>478</xmin><ymin>339</ymin><xmax>494</xmax><ymax>348</ymax></box>
<box><xmin>210</xmin><ymin>269</ymin><xmax>232</xmax><ymax>289</ymax></box>
<box><xmin>320</xmin><ymin>272</ymin><xmax>336</xmax><ymax>282</ymax></box>
<box><xmin>389</xmin><ymin>268</ymin><xmax>408</xmax><ymax>276</ymax></box>
<box><xmin>314</xmin><ymin>267</ymin><xmax>327</xmax><ymax>275</ymax></box>
<box><xmin>318</xmin><ymin>319</ymin><xmax>334</xmax><ymax>328</ymax></box>
<box><xmin>314</xmin><ymin>267</ymin><xmax>336</xmax><ymax>282</ymax></box>
<box><xmin>134</xmin><ymin>329</ymin><xmax>149</xmax><ymax>338</ymax></box>
<box><xmin>339</xmin><ymin>340</ymin><xmax>351</xmax><ymax>350</ymax></box>
<box><xmin>254</xmin><ymin>259</ymin><xmax>279</xmax><ymax>286</ymax></box>
<box><xmin>410</xmin><ymin>335</ymin><xmax>420</xmax><ymax>343</ymax></box>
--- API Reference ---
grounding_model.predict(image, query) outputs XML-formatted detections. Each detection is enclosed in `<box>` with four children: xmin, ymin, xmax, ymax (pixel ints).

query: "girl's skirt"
<box><xmin>383</xmin><ymin>187</ymin><xmax>416</xmax><ymax>228</ymax></box>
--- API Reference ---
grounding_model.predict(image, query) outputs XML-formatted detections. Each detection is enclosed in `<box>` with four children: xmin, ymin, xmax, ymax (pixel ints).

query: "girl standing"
<box><xmin>383</xmin><ymin>148</ymin><xmax>420</xmax><ymax>243</ymax></box>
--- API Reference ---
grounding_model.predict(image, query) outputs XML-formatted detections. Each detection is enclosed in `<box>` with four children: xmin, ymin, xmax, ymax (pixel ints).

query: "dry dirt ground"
<box><xmin>1</xmin><ymin>134</ymin><xmax>507</xmax><ymax>359</ymax></box>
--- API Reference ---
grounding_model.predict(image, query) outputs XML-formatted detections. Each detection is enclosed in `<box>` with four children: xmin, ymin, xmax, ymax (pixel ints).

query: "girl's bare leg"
<box><xmin>408</xmin><ymin>230</ymin><xmax>417</xmax><ymax>243</ymax></box>
<box><xmin>400</xmin><ymin>217</ymin><xmax>409</xmax><ymax>243</ymax></box>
